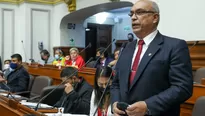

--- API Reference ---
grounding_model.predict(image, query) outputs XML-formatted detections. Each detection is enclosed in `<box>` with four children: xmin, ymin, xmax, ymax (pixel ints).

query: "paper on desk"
<box><xmin>20</xmin><ymin>101</ymin><xmax>53</xmax><ymax>108</ymax></box>
<box><xmin>0</xmin><ymin>93</ymin><xmax>21</xmax><ymax>98</ymax></box>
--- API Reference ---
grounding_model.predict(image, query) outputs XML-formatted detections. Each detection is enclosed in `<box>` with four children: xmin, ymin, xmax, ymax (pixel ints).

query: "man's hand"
<box><xmin>0</xmin><ymin>75</ymin><xmax>6</xmax><ymax>82</ymax></box>
<box><xmin>126</xmin><ymin>101</ymin><xmax>147</xmax><ymax>116</ymax></box>
<box><xmin>113</xmin><ymin>102</ymin><xmax>126</xmax><ymax>116</ymax></box>
<box><xmin>64</xmin><ymin>82</ymin><xmax>73</xmax><ymax>94</ymax></box>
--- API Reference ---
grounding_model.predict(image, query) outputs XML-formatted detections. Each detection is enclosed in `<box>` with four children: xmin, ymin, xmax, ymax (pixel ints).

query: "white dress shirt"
<box><xmin>131</xmin><ymin>30</ymin><xmax>158</xmax><ymax>68</ymax></box>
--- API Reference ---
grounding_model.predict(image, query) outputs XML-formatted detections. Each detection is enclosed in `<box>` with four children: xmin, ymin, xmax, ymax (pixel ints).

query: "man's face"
<box><xmin>70</xmin><ymin>50</ymin><xmax>78</xmax><ymax>61</ymax></box>
<box><xmin>41</xmin><ymin>54</ymin><xmax>48</xmax><ymax>60</ymax></box>
<box><xmin>11</xmin><ymin>58</ymin><xmax>21</xmax><ymax>64</ymax></box>
<box><xmin>61</xmin><ymin>76</ymin><xmax>79</xmax><ymax>85</ymax></box>
<box><xmin>130</xmin><ymin>1</ymin><xmax>159</xmax><ymax>37</ymax></box>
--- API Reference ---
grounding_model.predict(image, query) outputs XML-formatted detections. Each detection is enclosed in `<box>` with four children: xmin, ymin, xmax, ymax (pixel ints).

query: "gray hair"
<box><xmin>69</xmin><ymin>47</ymin><xmax>79</xmax><ymax>53</ymax></box>
<box><xmin>150</xmin><ymin>1</ymin><xmax>160</xmax><ymax>13</ymax></box>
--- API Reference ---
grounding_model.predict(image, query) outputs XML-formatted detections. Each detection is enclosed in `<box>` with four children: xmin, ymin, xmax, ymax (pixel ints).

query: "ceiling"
<box><xmin>60</xmin><ymin>1</ymin><xmax>133</xmax><ymax>29</ymax></box>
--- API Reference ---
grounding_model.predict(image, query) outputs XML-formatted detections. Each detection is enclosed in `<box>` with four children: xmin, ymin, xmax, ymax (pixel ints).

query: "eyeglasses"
<box><xmin>128</xmin><ymin>10</ymin><xmax>156</xmax><ymax>17</ymax></box>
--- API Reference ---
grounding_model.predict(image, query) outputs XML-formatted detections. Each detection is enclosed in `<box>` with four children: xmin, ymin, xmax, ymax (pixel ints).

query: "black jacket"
<box><xmin>0</xmin><ymin>66</ymin><xmax>30</xmax><ymax>92</ymax></box>
<box><xmin>54</xmin><ymin>79</ymin><xmax>93</xmax><ymax>114</ymax></box>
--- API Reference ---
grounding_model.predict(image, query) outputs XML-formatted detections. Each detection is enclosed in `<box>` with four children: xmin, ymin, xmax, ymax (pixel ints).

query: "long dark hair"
<box><xmin>94</xmin><ymin>66</ymin><xmax>113</xmax><ymax>108</ymax></box>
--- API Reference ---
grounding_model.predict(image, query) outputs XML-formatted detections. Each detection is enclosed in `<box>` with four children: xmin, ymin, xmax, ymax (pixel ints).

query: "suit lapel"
<box><xmin>123</xmin><ymin>40</ymin><xmax>137</xmax><ymax>92</ymax></box>
<box><xmin>129</xmin><ymin>32</ymin><xmax>163</xmax><ymax>90</ymax></box>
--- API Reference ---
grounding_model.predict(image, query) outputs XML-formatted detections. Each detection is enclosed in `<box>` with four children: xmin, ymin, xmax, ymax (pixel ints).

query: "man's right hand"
<box><xmin>113</xmin><ymin>102</ymin><xmax>126</xmax><ymax>116</ymax></box>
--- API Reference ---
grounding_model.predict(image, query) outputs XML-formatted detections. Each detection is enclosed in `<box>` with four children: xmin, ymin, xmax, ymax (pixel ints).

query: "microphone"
<box><xmin>79</xmin><ymin>43</ymin><xmax>92</xmax><ymax>54</ymax></box>
<box><xmin>1</xmin><ymin>82</ymin><xmax>19</xmax><ymax>102</ymax></box>
<box><xmin>93</xmin><ymin>39</ymin><xmax>116</xmax><ymax>68</ymax></box>
<box><xmin>112</xmin><ymin>42</ymin><xmax>127</xmax><ymax>70</ymax></box>
<box><xmin>93</xmin><ymin>70</ymin><xmax>117</xmax><ymax>116</ymax></box>
<box><xmin>34</xmin><ymin>57</ymin><xmax>93</xmax><ymax>111</ymax></box>
<box><xmin>189</xmin><ymin>41</ymin><xmax>199</xmax><ymax>50</ymax></box>
<box><xmin>21</xmin><ymin>40</ymin><xmax>28</xmax><ymax>62</ymax></box>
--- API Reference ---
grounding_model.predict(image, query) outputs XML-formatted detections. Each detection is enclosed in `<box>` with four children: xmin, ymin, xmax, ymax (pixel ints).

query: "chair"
<box><xmin>192</xmin><ymin>96</ymin><xmax>205</xmax><ymax>116</ymax></box>
<box><xmin>28</xmin><ymin>75</ymin><xmax>35</xmax><ymax>91</ymax></box>
<box><xmin>29</xmin><ymin>76</ymin><xmax>53</xmax><ymax>98</ymax></box>
<box><xmin>39</xmin><ymin>85</ymin><xmax>64</xmax><ymax>106</ymax></box>
<box><xmin>194</xmin><ymin>67</ymin><xmax>205</xmax><ymax>83</ymax></box>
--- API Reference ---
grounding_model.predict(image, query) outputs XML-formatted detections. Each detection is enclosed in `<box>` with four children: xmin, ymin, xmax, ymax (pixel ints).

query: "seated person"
<box><xmin>52</xmin><ymin>49</ymin><xmax>65</xmax><ymax>66</ymax></box>
<box><xmin>95</xmin><ymin>47</ymin><xmax>113</xmax><ymax>68</ymax></box>
<box><xmin>64</xmin><ymin>55</ymin><xmax>70</xmax><ymax>65</ymax></box>
<box><xmin>39</xmin><ymin>49</ymin><xmax>54</xmax><ymax>65</ymax></box>
<box><xmin>108</xmin><ymin>48</ymin><xmax>120</xmax><ymax>68</ymax></box>
<box><xmin>0</xmin><ymin>54</ymin><xmax>30</xmax><ymax>92</ymax></box>
<box><xmin>65</xmin><ymin>47</ymin><xmax>85</xmax><ymax>69</ymax></box>
<box><xmin>90</xmin><ymin>66</ymin><xmax>113</xmax><ymax>116</ymax></box>
<box><xmin>54</xmin><ymin>67</ymin><xmax>93</xmax><ymax>114</ymax></box>
<box><xmin>3</xmin><ymin>59</ymin><xmax>11</xmax><ymax>70</ymax></box>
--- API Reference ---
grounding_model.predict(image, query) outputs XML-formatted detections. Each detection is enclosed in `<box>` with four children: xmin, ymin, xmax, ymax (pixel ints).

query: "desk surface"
<box><xmin>0</xmin><ymin>95</ymin><xmax>58</xmax><ymax>116</ymax></box>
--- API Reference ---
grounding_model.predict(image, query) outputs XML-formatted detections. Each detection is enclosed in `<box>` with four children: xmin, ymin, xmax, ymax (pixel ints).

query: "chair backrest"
<box><xmin>28</xmin><ymin>75</ymin><xmax>35</xmax><ymax>91</ymax></box>
<box><xmin>192</xmin><ymin>96</ymin><xmax>205</xmax><ymax>116</ymax></box>
<box><xmin>30</xmin><ymin>76</ymin><xmax>53</xmax><ymax>98</ymax></box>
<box><xmin>194</xmin><ymin>67</ymin><xmax>205</xmax><ymax>83</ymax></box>
<box><xmin>40</xmin><ymin>85</ymin><xmax>64</xmax><ymax>106</ymax></box>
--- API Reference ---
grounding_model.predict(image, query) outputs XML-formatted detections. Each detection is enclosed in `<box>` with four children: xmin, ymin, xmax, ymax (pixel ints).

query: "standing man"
<box><xmin>111</xmin><ymin>0</ymin><xmax>193</xmax><ymax>116</ymax></box>
<box><xmin>0</xmin><ymin>54</ymin><xmax>30</xmax><ymax>92</ymax></box>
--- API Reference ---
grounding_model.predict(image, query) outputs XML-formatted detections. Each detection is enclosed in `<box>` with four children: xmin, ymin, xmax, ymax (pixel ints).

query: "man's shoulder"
<box><xmin>161</xmin><ymin>34</ymin><xmax>186</xmax><ymax>45</ymax></box>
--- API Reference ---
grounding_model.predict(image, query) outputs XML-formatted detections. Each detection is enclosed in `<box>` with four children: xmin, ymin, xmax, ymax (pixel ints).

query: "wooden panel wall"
<box><xmin>187</xmin><ymin>41</ymin><xmax>205</xmax><ymax>71</ymax></box>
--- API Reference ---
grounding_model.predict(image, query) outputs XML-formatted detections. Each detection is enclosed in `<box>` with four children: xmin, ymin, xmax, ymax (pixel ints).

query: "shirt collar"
<box><xmin>137</xmin><ymin>30</ymin><xmax>158</xmax><ymax>46</ymax></box>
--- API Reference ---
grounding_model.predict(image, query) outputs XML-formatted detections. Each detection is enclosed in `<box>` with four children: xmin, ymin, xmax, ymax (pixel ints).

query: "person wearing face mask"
<box><xmin>65</xmin><ymin>47</ymin><xmax>85</xmax><ymax>69</ymax></box>
<box><xmin>3</xmin><ymin>59</ymin><xmax>11</xmax><ymax>70</ymax></box>
<box><xmin>0</xmin><ymin>54</ymin><xmax>30</xmax><ymax>93</ymax></box>
<box><xmin>127</xmin><ymin>33</ymin><xmax>134</xmax><ymax>42</ymax></box>
<box><xmin>39</xmin><ymin>49</ymin><xmax>54</xmax><ymax>65</ymax></box>
<box><xmin>54</xmin><ymin>67</ymin><xmax>93</xmax><ymax>114</ymax></box>
<box><xmin>90</xmin><ymin>66</ymin><xmax>114</xmax><ymax>116</ymax></box>
<box><xmin>95</xmin><ymin>48</ymin><xmax>113</xmax><ymax>68</ymax></box>
<box><xmin>52</xmin><ymin>49</ymin><xmax>65</xmax><ymax>66</ymax></box>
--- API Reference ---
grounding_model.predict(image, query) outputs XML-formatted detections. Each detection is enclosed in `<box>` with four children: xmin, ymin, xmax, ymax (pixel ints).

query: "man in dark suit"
<box><xmin>0</xmin><ymin>54</ymin><xmax>30</xmax><ymax>92</ymax></box>
<box><xmin>110</xmin><ymin>0</ymin><xmax>193</xmax><ymax>116</ymax></box>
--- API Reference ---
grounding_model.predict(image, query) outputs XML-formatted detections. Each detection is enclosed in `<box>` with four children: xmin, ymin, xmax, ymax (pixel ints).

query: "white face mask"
<box><xmin>4</xmin><ymin>64</ymin><xmax>10</xmax><ymax>70</ymax></box>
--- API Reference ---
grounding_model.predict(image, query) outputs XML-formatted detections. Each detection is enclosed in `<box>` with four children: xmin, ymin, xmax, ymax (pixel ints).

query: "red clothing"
<box><xmin>65</xmin><ymin>55</ymin><xmax>85</xmax><ymax>69</ymax></box>
<box><xmin>97</xmin><ymin>108</ymin><xmax>108</xmax><ymax>116</ymax></box>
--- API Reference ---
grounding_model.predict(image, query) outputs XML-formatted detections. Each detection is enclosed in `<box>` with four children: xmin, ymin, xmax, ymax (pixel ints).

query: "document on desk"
<box><xmin>44</xmin><ymin>113</ymin><xmax>88</xmax><ymax>116</ymax></box>
<box><xmin>20</xmin><ymin>101</ymin><xmax>53</xmax><ymax>109</ymax></box>
<box><xmin>0</xmin><ymin>93</ymin><xmax>21</xmax><ymax>98</ymax></box>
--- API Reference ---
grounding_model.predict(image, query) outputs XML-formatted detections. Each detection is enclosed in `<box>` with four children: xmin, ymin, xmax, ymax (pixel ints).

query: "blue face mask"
<box><xmin>55</xmin><ymin>54</ymin><xmax>59</xmax><ymax>59</ymax></box>
<box><xmin>10</xmin><ymin>63</ymin><xmax>18</xmax><ymax>69</ymax></box>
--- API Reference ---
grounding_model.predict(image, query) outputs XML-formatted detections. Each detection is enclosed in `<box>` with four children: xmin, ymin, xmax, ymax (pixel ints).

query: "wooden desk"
<box><xmin>0</xmin><ymin>95</ymin><xmax>43</xmax><ymax>116</ymax></box>
<box><xmin>180</xmin><ymin>84</ymin><xmax>205</xmax><ymax>116</ymax></box>
<box><xmin>26</xmin><ymin>65</ymin><xmax>96</xmax><ymax>86</ymax></box>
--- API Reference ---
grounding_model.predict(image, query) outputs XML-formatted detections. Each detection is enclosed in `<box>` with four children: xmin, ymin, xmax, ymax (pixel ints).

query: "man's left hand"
<box><xmin>64</xmin><ymin>83</ymin><xmax>73</xmax><ymax>94</ymax></box>
<box><xmin>126</xmin><ymin>101</ymin><xmax>147</xmax><ymax>116</ymax></box>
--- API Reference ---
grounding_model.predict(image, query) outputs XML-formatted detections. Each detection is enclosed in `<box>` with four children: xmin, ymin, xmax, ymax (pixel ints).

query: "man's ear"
<box><xmin>153</xmin><ymin>14</ymin><xmax>159</xmax><ymax>24</ymax></box>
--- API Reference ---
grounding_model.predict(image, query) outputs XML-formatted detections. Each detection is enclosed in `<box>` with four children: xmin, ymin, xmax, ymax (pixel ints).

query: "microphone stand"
<box><xmin>79</xmin><ymin>43</ymin><xmax>91</xmax><ymax>54</ymax></box>
<box><xmin>2</xmin><ymin>82</ymin><xmax>19</xmax><ymax>102</ymax></box>
<box><xmin>34</xmin><ymin>57</ymin><xmax>93</xmax><ymax>111</ymax></box>
<box><xmin>93</xmin><ymin>70</ymin><xmax>116</xmax><ymax>116</ymax></box>
<box><xmin>93</xmin><ymin>39</ymin><xmax>116</xmax><ymax>68</ymax></box>
<box><xmin>189</xmin><ymin>41</ymin><xmax>199</xmax><ymax>50</ymax></box>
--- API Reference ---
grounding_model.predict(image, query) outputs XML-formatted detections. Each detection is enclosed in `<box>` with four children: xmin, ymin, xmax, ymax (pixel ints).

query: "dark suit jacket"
<box><xmin>96</xmin><ymin>57</ymin><xmax>114</xmax><ymax>68</ymax></box>
<box><xmin>111</xmin><ymin>32</ymin><xmax>193</xmax><ymax>116</ymax></box>
<box><xmin>0</xmin><ymin>66</ymin><xmax>30</xmax><ymax>92</ymax></box>
<box><xmin>54</xmin><ymin>79</ymin><xmax>93</xmax><ymax>114</ymax></box>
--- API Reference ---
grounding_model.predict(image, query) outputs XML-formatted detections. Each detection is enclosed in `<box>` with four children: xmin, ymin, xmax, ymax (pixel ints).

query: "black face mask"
<box><xmin>99</xmin><ymin>86</ymin><xmax>110</xmax><ymax>94</ymax></box>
